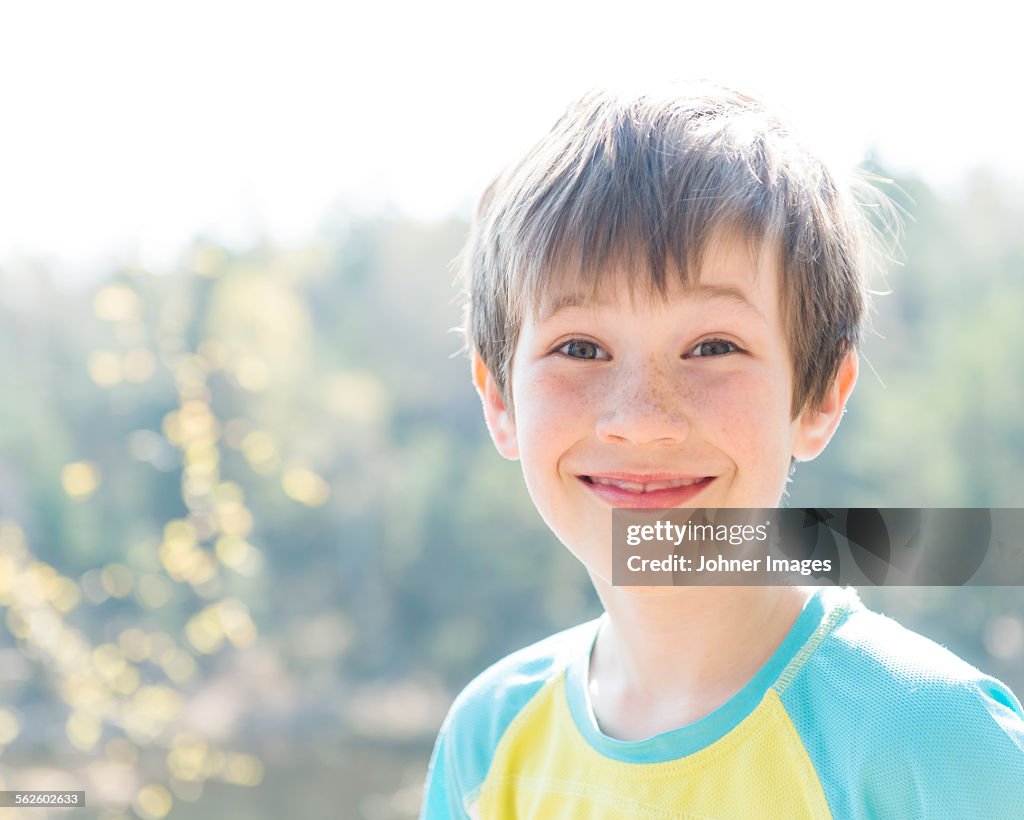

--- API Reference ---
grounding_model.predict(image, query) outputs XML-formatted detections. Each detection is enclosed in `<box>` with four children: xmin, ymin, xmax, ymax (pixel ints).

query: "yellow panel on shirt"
<box><xmin>474</xmin><ymin>676</ymin><xmax>830</xmax><ymax>819</ymax></box>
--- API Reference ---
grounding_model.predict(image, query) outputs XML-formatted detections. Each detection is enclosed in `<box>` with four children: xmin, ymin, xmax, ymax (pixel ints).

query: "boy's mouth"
<box><xmin>579</xmin><ymin>473</ymin><xmax>714</xmax><ymax>508</ymax></box>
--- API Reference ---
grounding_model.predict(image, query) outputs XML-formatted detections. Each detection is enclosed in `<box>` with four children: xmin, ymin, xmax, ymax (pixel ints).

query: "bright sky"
<box><xmin>0</xmin><ymin>0</ymin><xmax>1017</xmax><ymax>280</ymax></box>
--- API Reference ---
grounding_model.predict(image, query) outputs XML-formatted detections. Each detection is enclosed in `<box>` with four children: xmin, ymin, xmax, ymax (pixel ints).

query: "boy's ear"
<box><xmin>472</xmin><ymin>353</ymin><xmax>519</xmax><ymax>460</ymax></box>
<box><xmin>792</xmin><ymin>350</ymin><xmax>858</xmax><ymax>462</ymax></box>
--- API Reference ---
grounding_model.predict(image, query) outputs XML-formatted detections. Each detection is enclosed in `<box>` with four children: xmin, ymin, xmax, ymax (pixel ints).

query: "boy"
<box><xmin>422</xmin><ymin>83</ymin><xmax>1024</xmax><ymax>818</ymax></box>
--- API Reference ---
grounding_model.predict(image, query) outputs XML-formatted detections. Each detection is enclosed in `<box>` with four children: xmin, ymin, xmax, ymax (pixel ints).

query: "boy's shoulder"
<box><xmin>442</xmin><ymin>616</ymin><xmax>599</xmax><ymax>740</ymax></box>
<box><xmin>782</xmin><ymin>593</ymin><xmax>1024</xmax><ymax>818</ymax></box>
<box><xmin>792</xmin><ymin>593</ymin><xmax>1021</xmax><ymax>712</ymax></box>
<box><xmin>422</xmin><ymin>617</ymin><xmax>599</xmax><ymax>817</ymax></box>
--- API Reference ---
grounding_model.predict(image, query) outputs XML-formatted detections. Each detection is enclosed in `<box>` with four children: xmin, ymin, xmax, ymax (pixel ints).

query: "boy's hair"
<box><xmin>460</xmin><ymin>81</ymin><xmax>892</xmax><ymax>417</ymax></box>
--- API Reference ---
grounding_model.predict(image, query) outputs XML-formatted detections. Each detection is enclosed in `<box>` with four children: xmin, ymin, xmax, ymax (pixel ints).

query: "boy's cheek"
<box><xmin>698</xmin><ymin>377</ymin><xmax>790</xmax><ymax>439</ymax></box>
<box><xmin>513</xmin><ymin>369</ymin><xmax>600</xmax><ymax>425</ymax></box>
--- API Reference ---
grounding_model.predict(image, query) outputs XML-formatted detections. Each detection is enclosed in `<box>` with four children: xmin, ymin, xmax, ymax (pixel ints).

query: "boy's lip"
<box><xmin>578</xmin><ymin>472</ymin><xmax>715</xmax><ymax>508</ymax></box>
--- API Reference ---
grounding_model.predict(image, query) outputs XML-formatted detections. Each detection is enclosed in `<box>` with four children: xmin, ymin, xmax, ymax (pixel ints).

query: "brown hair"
<box><xmin>460</xmin><ymin>82</ymin><xmax>893</xmax><ymax>416</ymax></box>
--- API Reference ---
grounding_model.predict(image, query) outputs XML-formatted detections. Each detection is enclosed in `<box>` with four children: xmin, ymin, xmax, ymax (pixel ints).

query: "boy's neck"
<box><xmin>586</xmin><ymin>581</ymin><xmax>812</xmax><ymax>742</ymax></box>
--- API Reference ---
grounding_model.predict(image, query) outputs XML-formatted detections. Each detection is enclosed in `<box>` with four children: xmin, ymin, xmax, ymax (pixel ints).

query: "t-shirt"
<box><xmin>421</xmin><ymin>586</ymin><xmax>1024</xmax><ymax>818</ymax></box>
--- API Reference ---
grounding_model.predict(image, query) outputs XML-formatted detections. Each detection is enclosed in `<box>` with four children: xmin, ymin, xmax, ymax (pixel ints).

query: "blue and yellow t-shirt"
<box><xmin>422</xmin><ymin>587</ymin><xmax>1024</xmax><ymax>818</ymax></box>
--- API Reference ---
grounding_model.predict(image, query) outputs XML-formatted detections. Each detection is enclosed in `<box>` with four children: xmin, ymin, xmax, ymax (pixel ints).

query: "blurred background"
<box><xmin>1</xmin><ymin>2</ymin><xmax>1022</xmax><ymax>818</ymax></box>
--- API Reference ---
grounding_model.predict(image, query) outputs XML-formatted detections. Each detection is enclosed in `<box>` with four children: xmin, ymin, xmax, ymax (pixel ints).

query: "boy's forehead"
<box><xmin>532</xmin><ymin>234</ymin><xmax>778</xmax><ymax>322</ymax></box>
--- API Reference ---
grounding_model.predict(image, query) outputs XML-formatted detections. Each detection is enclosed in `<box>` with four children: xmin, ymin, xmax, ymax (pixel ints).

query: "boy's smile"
<box><xmin>579</xmin><ymin>473</ymin><xmax>716</xmax><ymax>509</ymax></box>
<box><xmin>474</xmin><ymin>234</ymin><xmax>856</xmax><ymax>583</ymax></box>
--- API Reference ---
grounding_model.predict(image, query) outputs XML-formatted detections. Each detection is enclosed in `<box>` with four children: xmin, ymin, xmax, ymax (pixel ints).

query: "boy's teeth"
<box><xmin>645</xmin><ymin>477</ymin><xmax>702</xmax><ymax>492</ymax></box>
<box><xmin>592</xmin><ymin>477</ymin><xmax>647</xmax><ymax>492</ymax></box>
<box><xmin>590</xmin><ymin>477</ymin><xmax>702</xmax><ymax>493</ymax></box>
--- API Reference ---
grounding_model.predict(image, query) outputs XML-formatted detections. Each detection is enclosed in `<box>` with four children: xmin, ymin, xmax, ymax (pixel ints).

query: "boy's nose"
<box><xmin>594</xmin><ymin>365</ymin><xmax>691</xmax><ymax>446</ymax></box>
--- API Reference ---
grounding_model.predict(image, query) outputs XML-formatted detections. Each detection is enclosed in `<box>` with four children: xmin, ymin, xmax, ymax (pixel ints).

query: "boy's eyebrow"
<box><xmin>539</xmin><ymin>283</ymin><xmax>766</xmax><ymax>323</ymax></box>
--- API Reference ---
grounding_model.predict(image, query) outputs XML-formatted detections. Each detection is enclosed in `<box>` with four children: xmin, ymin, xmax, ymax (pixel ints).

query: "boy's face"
<box><xmin>474</xmin><ymin>233</ymin><xmax>857</xmax><ymax>583</ymax></box>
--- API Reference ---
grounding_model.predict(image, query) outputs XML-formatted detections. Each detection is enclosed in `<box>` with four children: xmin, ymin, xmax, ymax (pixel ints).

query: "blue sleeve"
<box><xmin>781</xmin><ymin>605</ymin><xmax>1024</xmax><ymax>819</ymax></box>
<box><xmin>882</xmin><ymin>677</ymin><xmax>1024</xmax><ymax>820</ymax></box>
<box><xmin>421</xmin><ymin>721</ymin><xmax>469</xmax><ymax>820</ymax></box>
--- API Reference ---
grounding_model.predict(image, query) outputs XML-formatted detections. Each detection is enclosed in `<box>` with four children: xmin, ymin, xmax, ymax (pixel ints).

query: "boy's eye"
<box><xmin>558</xmin><ymin>339</ymin><xmax>609</xmax><ymax>360</ymax></box>
<box><xmin>687</xmin><ymin>338</ymin><xmax>738</xmax><ymax>358</ymax></box>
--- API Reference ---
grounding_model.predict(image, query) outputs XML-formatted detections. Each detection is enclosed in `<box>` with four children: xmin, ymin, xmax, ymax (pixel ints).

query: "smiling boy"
<box><xmin>422</xmin><ymin>84</ymin><xmax>1024</xmax><ymax>818</ymax></box>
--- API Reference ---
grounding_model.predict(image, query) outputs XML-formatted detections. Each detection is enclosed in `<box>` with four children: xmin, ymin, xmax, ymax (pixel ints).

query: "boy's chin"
<box><xmin>585</xmin><ymin>566</ymin><xmax>694</xmax><ymax>596</ymax></box>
